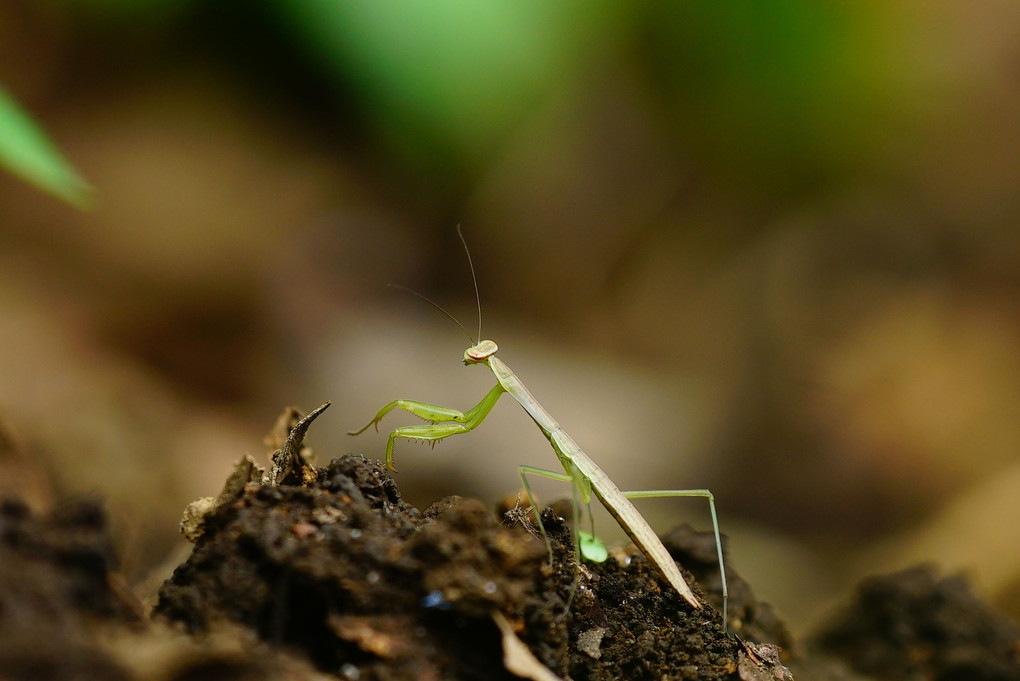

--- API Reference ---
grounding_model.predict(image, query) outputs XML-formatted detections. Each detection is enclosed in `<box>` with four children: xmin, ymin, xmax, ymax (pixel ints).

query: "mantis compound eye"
<box><xmin>464</xmin><ymin>339</ymin><xmax>498</xmax><ymax>362</ymax></box>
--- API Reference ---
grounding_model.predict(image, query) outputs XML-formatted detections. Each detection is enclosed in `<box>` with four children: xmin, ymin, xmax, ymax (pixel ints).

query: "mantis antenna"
<box><xmin>456</xmin><ymin>224</ymin><xmax>484</xmax><ymax>344</ymax></box>
<box><xmin>385</xmin><ymin>226</ymin><xmax>481</xmax><ymax>345</ymax></box>
<box><xmin>387</xmin><ymin>283</ymin><xmax>475</xmax><ymax>345</ymax></box>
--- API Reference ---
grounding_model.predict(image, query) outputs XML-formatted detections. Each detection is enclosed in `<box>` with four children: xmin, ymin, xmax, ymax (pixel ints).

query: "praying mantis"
<box><xmin>348</xmin><ymin>232</ymin><xmax>728</xmax><ymax>630</ymax></box>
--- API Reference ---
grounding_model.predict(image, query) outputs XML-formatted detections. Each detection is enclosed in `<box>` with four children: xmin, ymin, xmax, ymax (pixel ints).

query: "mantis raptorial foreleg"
<box><xmin>348</xmin><ymin>383</ymin><xmax>505</xmax><ymax>472</ymax></box>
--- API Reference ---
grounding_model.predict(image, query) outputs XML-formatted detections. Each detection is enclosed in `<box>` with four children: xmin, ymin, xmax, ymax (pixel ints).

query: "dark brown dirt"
<box><xmin>0</xmin><ymin>497</ymin><xmax>141</xmax><ymax>681</ymax></box>
<box><xmin>155</xmin><ymin>404</ymin><xmax>787</xmax><ymax>680</ymax></box>
<box><xmin>1</xmin><ymin>405</ymin><xmax>1017</xmax><ymax>681</ymax></box>
<box><xmin>154</xmin><ymin>449</ymin><xmax>782</xmax><ymax>680</ymax></box>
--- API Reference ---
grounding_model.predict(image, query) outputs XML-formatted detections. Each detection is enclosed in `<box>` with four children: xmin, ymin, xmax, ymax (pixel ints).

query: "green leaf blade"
<box><xmin>0</xmin><ymin>85</ymin><xmax>94</xmax><ymax>208</ymax></box>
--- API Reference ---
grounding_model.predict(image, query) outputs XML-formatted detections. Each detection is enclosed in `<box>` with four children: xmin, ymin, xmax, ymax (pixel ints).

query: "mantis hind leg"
<box><xmin>622</xmin><ymin>488</ymin><xmax>728</xmax><ymax>630</ymax></box>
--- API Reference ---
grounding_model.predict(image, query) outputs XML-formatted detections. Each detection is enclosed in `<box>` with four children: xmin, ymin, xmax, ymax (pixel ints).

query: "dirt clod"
<box><xmin>806</xmin><ymin>564</ymin><xmax>1020</xmax><ymax>681</ymax></box>
<box><xmin>154</xmin><ymin>450</ymin><xmax>762</xmax><ymax>680</ymax></box>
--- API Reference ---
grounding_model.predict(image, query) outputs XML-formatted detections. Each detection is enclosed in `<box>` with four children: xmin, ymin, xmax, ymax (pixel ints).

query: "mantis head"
<box><xmin>464</xmin><ymin>339</ymin><xmax>498</xmax><ymax>364</ymax></box>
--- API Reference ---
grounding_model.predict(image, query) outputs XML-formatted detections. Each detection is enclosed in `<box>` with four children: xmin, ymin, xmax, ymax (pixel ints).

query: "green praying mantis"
<box><xmin>349</xmin><ymin>231</ymin><xmax>727</xmax><ymax>630</ymax></box>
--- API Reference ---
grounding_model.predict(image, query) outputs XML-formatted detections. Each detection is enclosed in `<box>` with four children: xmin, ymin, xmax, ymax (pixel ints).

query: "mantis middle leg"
<box><xmin>518</xmin><ymin>464</ymin><xmax>604</xmax><ymax>611</ymax></box>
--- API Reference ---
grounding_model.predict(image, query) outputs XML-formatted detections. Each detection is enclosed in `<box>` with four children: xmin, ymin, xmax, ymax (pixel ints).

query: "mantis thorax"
<box><xmin>464</xmin><ymin>339</ymin><xmax>498</xmax><ymax>363</ymax></box>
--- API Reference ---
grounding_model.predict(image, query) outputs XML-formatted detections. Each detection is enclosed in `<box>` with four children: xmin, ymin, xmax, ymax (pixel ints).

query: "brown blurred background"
<box><xmin>2</xmin><ymin>1</ymin><xmax>1019</xmax><ymax>634</ymax></box>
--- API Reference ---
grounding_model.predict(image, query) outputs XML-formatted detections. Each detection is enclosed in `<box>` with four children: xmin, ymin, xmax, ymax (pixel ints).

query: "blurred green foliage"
<box><xmin>2</xmin><ymin>1</ymin><xmax>966</xmax><ymax>216</ymax></box>
<box><xmin>23</xmin><ymin>0</ymin><xmax>929</xmax><ymax>204</ymax></box>
<box><xmin>0</xmin><ymin>85</ymin><xmax>93</xmax><ymax>207</ymax></box>
<box><xmin>280</xmin><ymin>0</ymin><xmax>614</xmax><ymax>173</ymax></box>
<box><xmin>267</xmin><ymin>1</ymin><xmax>912</xmax><ymax>197</ymax></box>
<box><xmin>644</xmin><ymin>3</ymin><xmax>915</xmax><ymax>194</ymax></box>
